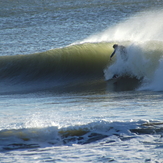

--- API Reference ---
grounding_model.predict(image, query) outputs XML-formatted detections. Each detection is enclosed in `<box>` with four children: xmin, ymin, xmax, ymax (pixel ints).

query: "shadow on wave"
<box><xmin>0</xmin><ymin>77</ymin><xmax>142</xmax><ymax>95</ymax></box>
<box><xmin>106</xmin><ymin>76</ymin><xmax>142</xmax><ymax>92</ymax></box>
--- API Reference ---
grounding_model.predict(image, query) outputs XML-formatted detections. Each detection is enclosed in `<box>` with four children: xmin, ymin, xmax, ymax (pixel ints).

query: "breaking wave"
<box><xmin>104</xmin><ymin>41</ymin><xmax>163</xmax><ymax>91</ymax></box>
<box><xmin>81</xmin><ymin>10</ymin><xmax>163</xmax><ymax>92</ymax></box>
<box><xmin>0</xmin><ymin>120</ymin><xmax>163</xmax><ymax>151</ymax></box>
<box><xmin>0</xmin><ymin>40</ymin><xmax>163</xmax><ymax>93</ymax></box>
<box><xmin>1</xmin><ymin>10</ymin><xmax>163</xmax><ymax>93</ymax></box>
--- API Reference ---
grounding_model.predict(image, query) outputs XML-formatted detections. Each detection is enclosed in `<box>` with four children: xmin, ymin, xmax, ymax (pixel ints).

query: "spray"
<box><xmin>82</xmin><ymin>10</ymin><xmax>163</xmax><ymax>43</ymax></box>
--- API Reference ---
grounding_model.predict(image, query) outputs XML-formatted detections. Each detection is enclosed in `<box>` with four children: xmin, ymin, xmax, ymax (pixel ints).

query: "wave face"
<box><xmin>0</xmin><ymin>43</ymin><xmax>110</xmax><ymax>93</ymax></box>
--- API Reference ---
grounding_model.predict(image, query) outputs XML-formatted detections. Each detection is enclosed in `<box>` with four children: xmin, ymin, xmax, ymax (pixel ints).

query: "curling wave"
<box><xmin>1</xmin><ymin>41</ymin><xmax>163</xmax><ymax>93</ymax></box>
<box><xmin>0</xmin><ymin>43</ymin><xmax>111</xmax><ymax>93</ymax></box>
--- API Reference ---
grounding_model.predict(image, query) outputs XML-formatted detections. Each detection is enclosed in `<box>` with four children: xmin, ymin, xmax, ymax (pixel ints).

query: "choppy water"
<box><xmin>1</xmin><ymin>0</ymin><xmax>163</xmax><ymax>162</ymax></box>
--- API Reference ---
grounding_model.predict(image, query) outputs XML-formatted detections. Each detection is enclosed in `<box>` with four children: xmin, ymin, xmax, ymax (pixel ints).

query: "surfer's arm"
<box><xmin>110</xmin><ymin>50</ymin><xmax>116</xmax><ymax>59</ymax></box>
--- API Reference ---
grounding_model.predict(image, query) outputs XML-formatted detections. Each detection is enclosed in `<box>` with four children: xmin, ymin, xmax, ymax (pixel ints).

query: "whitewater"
<box><xmin>1</xmin><ymin>0</ymin><xmax>163</xmax><ymax>162</ymax></box>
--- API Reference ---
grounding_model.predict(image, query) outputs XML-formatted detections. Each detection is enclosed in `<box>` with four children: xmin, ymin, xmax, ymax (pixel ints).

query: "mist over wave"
<box><xmin>81</xmin><ymin>10</ymin><xmax>163</xmax><ymax>43</ymax></box>
<box><xmin>79</xmin><ymin>10</ymin><xmax>163</xmax><ymax>91</ymax></box>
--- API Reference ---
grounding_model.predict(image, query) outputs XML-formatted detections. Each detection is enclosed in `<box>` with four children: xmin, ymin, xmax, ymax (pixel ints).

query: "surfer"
<box><xmin>110</xmin><ymin>44</ymin><xmax>128</xmax><ymax>79</ymax></box>
<box><xmin>110</xmin><ymin>44</ymin><xmax>127</xmax><ymax>61</ymax></box>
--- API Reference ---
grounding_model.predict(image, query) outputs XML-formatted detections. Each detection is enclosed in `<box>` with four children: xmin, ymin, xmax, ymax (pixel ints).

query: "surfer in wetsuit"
<box><xmin>110</xmin><ymin>44</ymin><xmax>128</xmax><ymax>79</ymax></box>
<box><xmin>110</xmin><ymin>44</ymin><xmax>127</xmax><ymax>61</ymax></box>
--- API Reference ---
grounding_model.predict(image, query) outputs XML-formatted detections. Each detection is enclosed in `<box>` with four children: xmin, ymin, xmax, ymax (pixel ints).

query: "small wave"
<box><xmin>1</xmin><ymin>120</ymin><xmax>163</xmax><ymax>151</ymax></box>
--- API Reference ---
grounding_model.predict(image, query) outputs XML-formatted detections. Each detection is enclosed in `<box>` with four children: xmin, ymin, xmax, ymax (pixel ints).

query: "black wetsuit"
<box><xmin>110</xmin><ymin>45</ymin><xmax>127</xmax><ymax>61</ymax></box>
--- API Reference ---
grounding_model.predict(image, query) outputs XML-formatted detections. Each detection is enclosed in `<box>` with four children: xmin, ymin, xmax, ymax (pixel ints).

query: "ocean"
<box><xmin>1</xmin><ymin>0</ymin><xmax>163</xmax><ymax>162</ymax></box>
